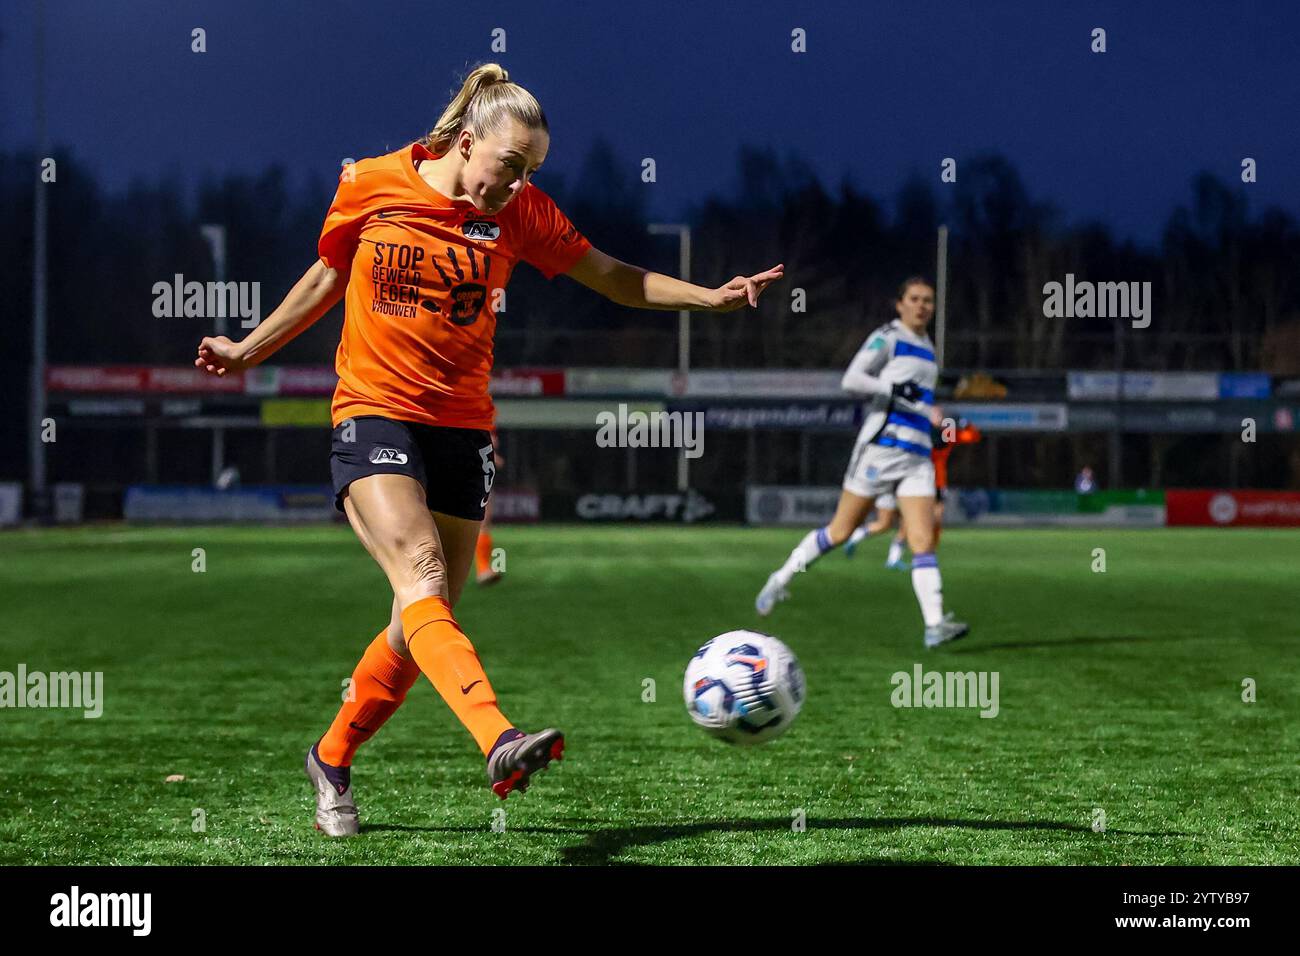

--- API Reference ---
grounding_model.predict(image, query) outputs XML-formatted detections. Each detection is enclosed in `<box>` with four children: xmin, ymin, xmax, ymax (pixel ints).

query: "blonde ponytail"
<box><xmin>421</xmin><ymin>63</ymin><xmax>548</xmax><ymax>154</ymax></box>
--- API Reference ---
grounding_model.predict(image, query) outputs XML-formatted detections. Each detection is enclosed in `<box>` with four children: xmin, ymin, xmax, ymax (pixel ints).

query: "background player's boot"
<box><xmin>843</xmin><ymin>525</ymin><xmax>869</xmax><ymax>558</ymax></box>
<box><xmin>305</xmin><ymin>742</ymin><xmax>359</xmax><ymax>837</ymax></box>
<box><xmin>885</xmin><ymin>540</ymin><xmax>910</xmax><ymax>570</ymax></box>
<box><xmin>924</xmin><ymin>614</ymin><xmax>970</xmax><ymax>649</ymax></box>
<box><xmin>487</xmin><ymin>728</ymin><xmax>564</xmax><ymax>799</ymax></box>
<box><xmin>755</xmin><ymin>571</ymin><xmax>790</xmax><ymax>616</ymax></box>
<box><xmin>476</xmin><ymin>568</ymin><xmax>503</xmax><ymax>587</ymax></box>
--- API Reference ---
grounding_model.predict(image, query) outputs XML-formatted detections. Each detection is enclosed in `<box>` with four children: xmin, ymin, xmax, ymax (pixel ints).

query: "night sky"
<box><xmin>3</xmin><ymin>0</ymin><xmax>1297</xmax><ymax>244</ymax></box>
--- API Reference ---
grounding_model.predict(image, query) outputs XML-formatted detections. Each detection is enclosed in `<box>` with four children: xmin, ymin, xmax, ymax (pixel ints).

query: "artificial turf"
<box><xmin>0</xmin><ymin>524</ymin><xmax>1295</xmax><ymax>865</ymax></box>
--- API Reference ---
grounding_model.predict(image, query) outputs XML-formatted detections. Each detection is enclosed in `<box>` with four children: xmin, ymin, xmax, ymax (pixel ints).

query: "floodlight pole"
<box><xmin>935</xmin><ymin>225</ymin><xmax>949</xmax><ymax>367</ymax></box>
<box><xmin>647</xmin><ymin>223</ymin><xmax>692</xmax><ymax>492</ymax></box>
<box><xmin>29</xmin><ymin>0</ymin><xmax>49</xmax><ymax>517</ymax></box>
<box><xmin>1111</xmin><ymin>315</ymin><xmax>1124</xmax><ymax>489</ymax></box>
<box><xmin>200</xmin><ymin>224</ymin><xmax>228</xmax><ymax>486</ymax></box>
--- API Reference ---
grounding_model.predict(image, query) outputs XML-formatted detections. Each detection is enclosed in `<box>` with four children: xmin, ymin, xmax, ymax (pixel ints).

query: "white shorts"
<box><xmin>843</xmin><ymin>443</ymin><xmax>935</xmax><ymax>500</ymax></box>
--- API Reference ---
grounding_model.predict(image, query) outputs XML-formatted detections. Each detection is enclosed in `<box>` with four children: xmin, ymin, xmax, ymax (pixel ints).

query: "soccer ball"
<box><xmin>683</xmin><ymin>630</ymin><xmax>805</xmax><ymax>745</ymax></box>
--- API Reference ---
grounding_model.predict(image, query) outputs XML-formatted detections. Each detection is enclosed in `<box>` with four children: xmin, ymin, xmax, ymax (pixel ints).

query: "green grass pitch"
<box><xmin>0</xmin><ymin>524</ymin><xmax>1295</xmax><ymax>865</ymax></box>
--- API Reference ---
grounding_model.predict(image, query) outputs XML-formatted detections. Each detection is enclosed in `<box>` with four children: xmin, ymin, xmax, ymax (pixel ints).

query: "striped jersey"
<box><xmin>848</xmin><ymin>319</ymin><xmax>938</xmax><ymax>457</ymax></box>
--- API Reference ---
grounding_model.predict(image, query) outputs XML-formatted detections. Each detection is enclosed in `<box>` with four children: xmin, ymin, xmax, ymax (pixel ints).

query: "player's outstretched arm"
<box><xmin>565</xmin><ymin>247</ymin><xmax>783</xmax><ymax>313</ymax></box>
<box><xmin>841</xmin><ymin>340</ymin><xmax>891</xmax><ymax>397</ymax></box>
<box><xmin>194</xmin><ymin>258</ymin><xmax>349</xmax><ymax>376</ymax></box>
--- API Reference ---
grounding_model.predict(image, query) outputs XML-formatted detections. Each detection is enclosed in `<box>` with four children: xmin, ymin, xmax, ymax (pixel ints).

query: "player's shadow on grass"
<box><xmin>366</xmin><ymin>815</ymin><xmax>1177</xmax><ymax>865</ymax></box>
<box><xmin>945</xmin><ymin>634</ymin><xmax>1188</xmax><ymax>653</ymax></box>
<box><xmin>551</xmin><ymin>816</ymin><xmax>1179</xmax><ymax>865</ymax></box>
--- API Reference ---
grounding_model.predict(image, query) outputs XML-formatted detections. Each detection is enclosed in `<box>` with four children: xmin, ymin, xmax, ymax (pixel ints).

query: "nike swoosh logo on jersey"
<box><xmin>460</xmin><ymin>680</ymin><xmax>482</xmax><ymax>695</ymax></box>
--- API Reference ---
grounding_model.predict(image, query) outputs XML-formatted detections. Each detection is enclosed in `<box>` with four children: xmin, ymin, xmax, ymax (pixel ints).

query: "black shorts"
<box><xmin>330</xmin><ymin>416</ymin><xmax>495</xmax><ymax>520</ymax></box>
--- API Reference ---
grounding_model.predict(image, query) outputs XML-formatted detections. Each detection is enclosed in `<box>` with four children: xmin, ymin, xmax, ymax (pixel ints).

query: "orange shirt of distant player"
<box><xmin>318</xmin><ymin>142</ymin><xmax>591</xmax><ymax>430</ymax></box>
<box><xmin>932</xmin><ymin>423</ymin><xmax>982</xmax><ymax>489</ymax></box>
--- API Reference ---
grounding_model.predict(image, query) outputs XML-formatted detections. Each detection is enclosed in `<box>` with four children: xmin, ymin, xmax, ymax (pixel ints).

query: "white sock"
<box><xmin>886</xmin><ymin>539</ymin><xmax>905</xmax><ymax>565</ymax></box>
<box><xmin>847</xmin><ymin>525</ymin><xmax>870</xmax><ymax>547</ymax></box>
<box><xmin>775</xmin><ymin>526</ymin><xmax>833</xmax><ymax>587</ymax></box>
<box><xmin>910</xmin><ymin>552</ymin><xmax>944</xmax><ymax>627</ymax></box>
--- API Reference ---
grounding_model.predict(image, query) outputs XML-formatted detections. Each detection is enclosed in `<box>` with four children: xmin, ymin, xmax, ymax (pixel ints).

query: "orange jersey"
<box><xmin>319</xmin><ymin>142</ymin><xmax>591</xmax><ymax>429</ymax></box>
<box><xmin>932</xmin><ymin>444</ymin><xmax>955</xmax><ymax>489</ymax></box>
<box><xmin>931</xmin><ymin>422</ymin><xmax>982</xmax><ymax>489</ymax></box>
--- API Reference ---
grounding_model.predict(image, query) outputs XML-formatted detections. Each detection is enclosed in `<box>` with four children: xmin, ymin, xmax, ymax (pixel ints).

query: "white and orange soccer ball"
<box><xmin>683</xmin><ymin>630</ymin><xmax>805</xmax><ymax>745</ymax></box>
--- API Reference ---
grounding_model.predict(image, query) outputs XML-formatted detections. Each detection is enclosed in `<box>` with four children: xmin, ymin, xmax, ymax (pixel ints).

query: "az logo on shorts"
<box><xmin>866</xmin><ymin>466</ymin><xmax>879</xmax><ymax>480</ymax></box>
<box><xmin>368</xmin><ymin>447</ymin><xmax>408</xmax><ymax>465</ymax></box>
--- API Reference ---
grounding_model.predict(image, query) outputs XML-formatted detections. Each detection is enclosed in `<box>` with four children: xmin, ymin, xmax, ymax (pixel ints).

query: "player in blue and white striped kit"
<box><xmin>755</xmin><ymin>277</ymin><xmax>969</xmax><ymax>648</ymax></box>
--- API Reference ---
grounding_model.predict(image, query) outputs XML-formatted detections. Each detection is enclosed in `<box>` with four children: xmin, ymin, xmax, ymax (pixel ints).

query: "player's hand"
<box><xmin>892</xmin><ymin>380</ymin><xmax>925</xmax><ymax>403</ymax></box>
<box><xmin>194</xmin><ymin>336</ymin><xmax>249</xmax><ymax>376</ymax></box>
<box><xmin>704</xmin><ymin>264</ymin><xmax>785</xmax><ymax>312</ymax></box>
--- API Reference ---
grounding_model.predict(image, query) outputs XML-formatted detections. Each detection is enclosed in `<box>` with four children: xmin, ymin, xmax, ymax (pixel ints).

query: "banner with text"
<box><xmin>1165</xmin><ymin>489</ymin><xmax>1300</xmax><ymax>527</ymax></box>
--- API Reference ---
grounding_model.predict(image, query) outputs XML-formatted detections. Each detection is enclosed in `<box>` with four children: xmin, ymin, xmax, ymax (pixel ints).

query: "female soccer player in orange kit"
<box><xmin>194</xmin><ymin>63</ymin><xmax>783</xmax><ymax>836</ymax></box>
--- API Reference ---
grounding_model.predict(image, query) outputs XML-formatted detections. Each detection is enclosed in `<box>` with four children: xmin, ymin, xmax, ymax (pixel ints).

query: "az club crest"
<box><xmin>368</xmin><ymin>447</ymin><xmax>409</xmax><ymax>465</ymax></box>
<box><xmin>462</xmin><ymin>219</ymin><xmax>501</xmax><ymax>241</ymax></box>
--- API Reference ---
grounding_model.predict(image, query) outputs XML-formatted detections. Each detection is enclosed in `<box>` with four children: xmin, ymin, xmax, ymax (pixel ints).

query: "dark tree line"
<box><xmin>3</xmin><ymin>142</ymin><xmax>1298</xmax><ymax>492</ymax></box>
<box><xmin>3</xmin><ymin>142</ymin><xmax>1298</xmax><ymax>384</ymax></box>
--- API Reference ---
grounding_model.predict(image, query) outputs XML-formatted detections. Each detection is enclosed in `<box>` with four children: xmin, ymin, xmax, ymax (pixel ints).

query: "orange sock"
<box><xmin>401</xmin><ymin>596</ymin><xmax>513</xmax><ymax>754</ymax></box>
<box><xmin>318</xmin><ymin>630</ymin><xmax>422</xmax><ymax>767</ymax></box>
<box><xmin>475</xmin><ymin>532</ymin><xmax>494</xmax><ymax>577</ymax></box>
